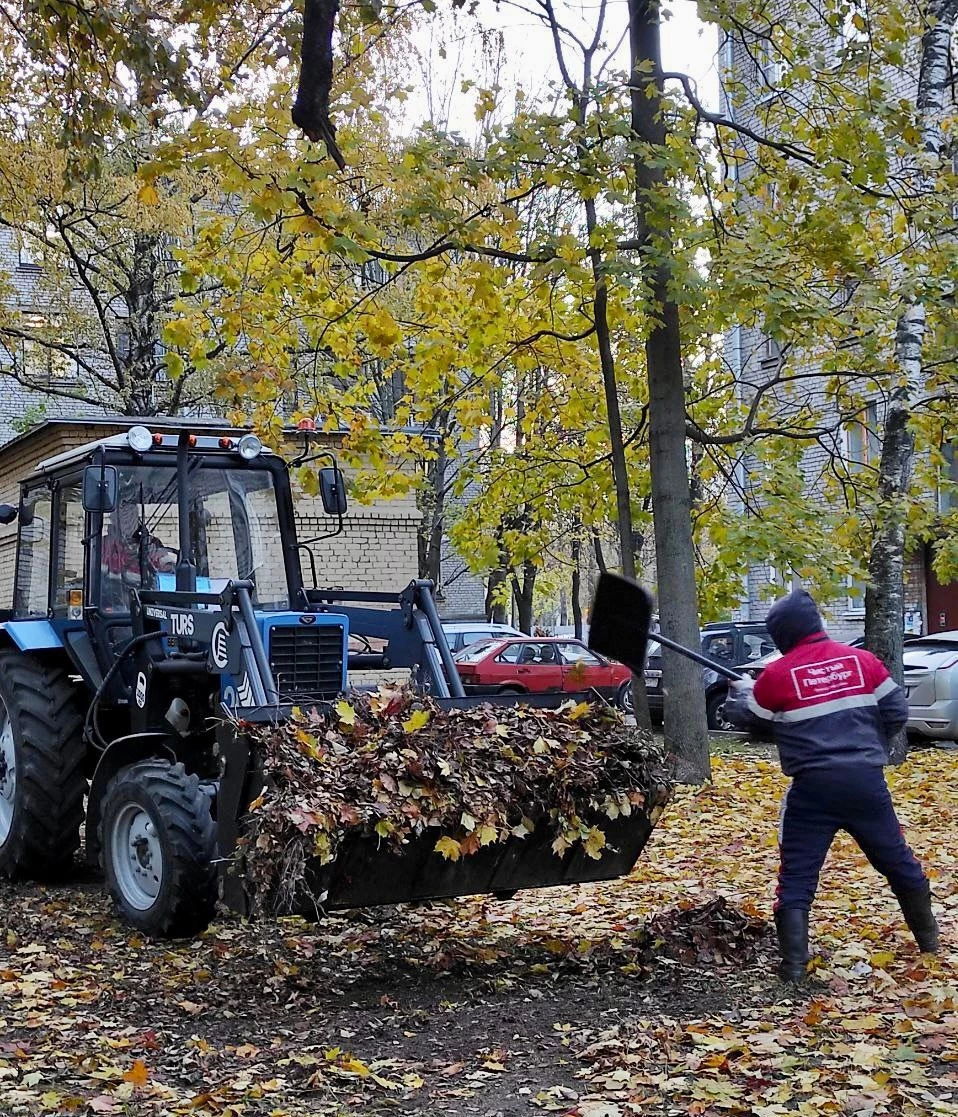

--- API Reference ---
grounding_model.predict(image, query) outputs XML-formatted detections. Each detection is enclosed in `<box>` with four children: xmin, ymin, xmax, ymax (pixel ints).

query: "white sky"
<box><xmin>399</xmin><ymin>0</ymin><xmax>719</xmax><ymax>138</ymax></box>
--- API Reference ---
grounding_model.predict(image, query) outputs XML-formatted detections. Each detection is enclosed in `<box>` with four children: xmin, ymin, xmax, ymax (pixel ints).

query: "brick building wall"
<box><xmin>0</xmin><ymin>229</ymin><xmax>121</xmax><ymax>442</ymax></box>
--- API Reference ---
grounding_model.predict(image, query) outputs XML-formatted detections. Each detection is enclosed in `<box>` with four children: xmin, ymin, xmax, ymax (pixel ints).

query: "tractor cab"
<box><xmin>6</xmin><ymin>425</ymin><xmax>349</xmax><ymax>703</ymax></box>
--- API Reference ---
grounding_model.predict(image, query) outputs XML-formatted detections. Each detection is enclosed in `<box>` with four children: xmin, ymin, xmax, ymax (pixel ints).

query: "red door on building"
<box><xmin>925</xmin><ymin>547</ymin><xmax>958</xmax><ymax>633</ymax></box>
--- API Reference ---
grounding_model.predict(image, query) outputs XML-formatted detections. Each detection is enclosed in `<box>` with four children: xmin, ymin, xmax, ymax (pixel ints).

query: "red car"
<box><xmin>453</xmin><ymin>637</ymin><xmax>633</xmax><ymax>710</ymax></box>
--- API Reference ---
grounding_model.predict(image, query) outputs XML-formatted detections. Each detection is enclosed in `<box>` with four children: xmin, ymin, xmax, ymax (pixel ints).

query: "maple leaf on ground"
<box><xmin>122</xmin><ymin>1059</ymin><xmax>150</xmax><ymax>1087</ymax></box>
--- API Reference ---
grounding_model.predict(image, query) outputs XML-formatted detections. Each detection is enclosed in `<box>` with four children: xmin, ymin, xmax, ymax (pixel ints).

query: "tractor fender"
<box><xmin>84</xmin><ymin>736</ymin><xmax>177</xmax><ymax>867</ymax></box>
<box><xmin>0</xmin><ymin>619</ymin><xmax>64</xmax><ymax>652</ymax></box>
<box><xmin>0</xmin><ymin>627</ymin><xmax>79</xmax><ymax>683</ymax></box>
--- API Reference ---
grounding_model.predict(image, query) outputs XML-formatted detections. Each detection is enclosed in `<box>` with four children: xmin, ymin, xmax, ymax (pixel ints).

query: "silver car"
<box><xmin>904</xmin><ymin>632</ymin><xmax>958</xmax><ymax>740</ymax></box>
<box><xmin>441</xmin><ymin>621</ymin><xmax>523</xmax><ymax>654</ymax></box>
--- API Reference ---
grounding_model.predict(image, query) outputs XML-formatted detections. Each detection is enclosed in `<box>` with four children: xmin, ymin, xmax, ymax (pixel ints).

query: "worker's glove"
<box><xmin>722</xmin><ymin>677</ymin><xmax>755</xmax><ymax>729</ymax></box>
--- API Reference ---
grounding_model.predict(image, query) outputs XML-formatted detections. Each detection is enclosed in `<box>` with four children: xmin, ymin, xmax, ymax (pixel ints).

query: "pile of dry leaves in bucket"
<box><xmin>233</xmin><ymin>689</ymin><xmax>672</xmax><ymax>914</ymax></box>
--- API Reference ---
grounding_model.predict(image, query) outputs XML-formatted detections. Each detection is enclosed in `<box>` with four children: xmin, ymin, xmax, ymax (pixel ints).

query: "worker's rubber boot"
<box><xmin>894</xmin><ymin>882</ymin><xmax>939</xmax><ymax>954</ymax></box>
<box><xmin>774</xmin><ymin>907</ymin><xmax>810</xmax><ymax>984</ymax></box>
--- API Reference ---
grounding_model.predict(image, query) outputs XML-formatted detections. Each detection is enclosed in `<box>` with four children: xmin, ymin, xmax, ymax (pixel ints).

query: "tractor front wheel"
<box><xmin>0</xmin><ymin>650</ymin><xmax>86</xmax><ymax>878</ymax></box>
<box><xmin>100</xmin><ymin>760</ymin><xmax>216</xmax><ymax>938</ymax></box>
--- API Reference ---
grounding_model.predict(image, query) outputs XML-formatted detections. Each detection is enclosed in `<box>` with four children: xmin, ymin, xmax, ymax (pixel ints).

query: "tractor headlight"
<box><xmin>238</xmin><ymin>434</ymin><xmax>263</xmax><ymax>460</ymax></box>
<box><xmin>128</xmin><ymin>425</ymin><xmax>154</xmax><ymax>453</ymax></box>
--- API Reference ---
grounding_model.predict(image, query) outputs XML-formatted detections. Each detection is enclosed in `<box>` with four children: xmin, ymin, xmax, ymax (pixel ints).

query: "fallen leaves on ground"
<box><xmin>0</xmin><ymin>748</ymin><xmax>953</xmax><ymax>1116</ymax></box>
<box><xmin>561</xmin><ymin>749</ymin><xmax>958</xmax><ymax>1117</ymax></box>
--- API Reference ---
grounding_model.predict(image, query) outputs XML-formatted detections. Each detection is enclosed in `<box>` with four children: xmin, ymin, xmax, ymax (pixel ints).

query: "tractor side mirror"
<box><xmin>319</xmin><ymin>467</ymin><xmax>348</xmax><ymax>516</ymax></box>
<box><xmin>82</xmin><ymin>464</ymin><xmax>118</xmax><ymax>513</ymax></box>
<box><xmin>0</xmin><ymin>504</ymin><xmax>17</xmax><ymax>525</ymax></box>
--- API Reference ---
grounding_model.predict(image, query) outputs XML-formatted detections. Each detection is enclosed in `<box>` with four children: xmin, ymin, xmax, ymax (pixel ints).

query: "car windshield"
<box><xmin>99</xmin><ymin>463</ymin><xmax>287</xmax><ymax>612</ymax></box>
<box><xmin>454</xmin><ymin>640</ymin><xmax>501</xmax><ymax>663</ymax></box>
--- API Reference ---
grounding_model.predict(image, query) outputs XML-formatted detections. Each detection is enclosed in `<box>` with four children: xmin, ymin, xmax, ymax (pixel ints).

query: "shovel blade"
<box><xmin>587</xmin><ymin>572</ymin><xmax>654</xmax><ymax>676</ymax></box>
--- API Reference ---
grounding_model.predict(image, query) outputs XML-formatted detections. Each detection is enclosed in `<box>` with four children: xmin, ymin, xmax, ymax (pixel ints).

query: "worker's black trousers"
<box><xmin>776</xmin><ymin>765</ymin><xmax>927</xmax><ymax>910</ymax></box>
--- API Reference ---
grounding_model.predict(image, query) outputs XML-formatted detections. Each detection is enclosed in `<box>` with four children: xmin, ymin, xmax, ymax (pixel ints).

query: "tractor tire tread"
<box><xmin>100</xmin><ymin>761</ymin><xmax>216</xmax><ymax>938</ymax></box>
<box><xmin>0</xmin><ymin>649</ymin><xmax>86</xmax><ymax>878</ymax></box>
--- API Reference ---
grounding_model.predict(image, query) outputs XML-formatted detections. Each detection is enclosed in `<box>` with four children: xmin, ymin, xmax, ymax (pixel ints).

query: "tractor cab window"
<box><xmin>13</xmin><ymin>489</ymin><xmax>52</xmax><ymax>617</ymax></box>
<box><xmin>53</xmin><ymin>480</ymin><xmax>85</xmax><ymax>613</ymax></box>
<box><xmin>98</xmin><ymin>463</ymin><xmax>287</xmax><ymax>613</ymax></box>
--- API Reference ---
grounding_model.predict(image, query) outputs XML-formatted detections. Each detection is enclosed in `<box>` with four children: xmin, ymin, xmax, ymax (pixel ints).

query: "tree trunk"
<box><xmin>629</xmin><ymin>0</ymin><xmax>710</xmax><ymax>781</ymax></box>
<box><xmin>512</xmin><ymin>560</ymin><xmax>536</xmax><ymax>634</ymax></box>
<box><xmin>582</xmin><ymin>203</ymin><xmax>653</xmax><ymax>730</ymax></box>
<box><xmin>584</xmin><ymin>210</ymin><xmax>638</xmax><ymax>587</ymax></box>
<box><xmin>126</xmin><ymin>233</ymin><xmax>162</xmax><ymax>415</ymax></box>
<box><xmin>417</xmin><ymin>433</ymin><xmax>447</xmax><ymax>585</ymax></box>
<box><xmin>864</xmin><ymin>0</ymin><xmax>958</xmax><ymax>764</ymax></box>
<box><xmin>571</xmin><ymin>536</ymin><xmax>583</xmax><ymax>640</ymax></box>
<box><xmin>486</xmin><ymin>568</ymin><xmax>509</xmax><ymax>623</ymax></box>
<box><xmin>592</xmin><ymin>532</ymin><xmax>607</xmax><ymax>574</ymax></box>
<box><xmin>864</xmin><ymin>400</ymin><xmax>914</xmax><ymax>763</ymax></box>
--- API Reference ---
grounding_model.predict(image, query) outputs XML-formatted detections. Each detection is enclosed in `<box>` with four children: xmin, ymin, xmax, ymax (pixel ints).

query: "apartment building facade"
<box><xmin>719</xmin><ymin>10</ymin><xmax>958</xmax><ymax>639</ymax></box>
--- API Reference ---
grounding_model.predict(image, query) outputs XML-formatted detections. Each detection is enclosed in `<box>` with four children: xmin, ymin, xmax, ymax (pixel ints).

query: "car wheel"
<box><xmin>498</xmin><ymin>686</ymin><xmax>525</xmax><ymax>695</ymax></box>
<box><xmin>616</xmin><ymin>681</ymin><xmax>634</xmax><ymax>715</ymax></box>
<box><xmin>706</xmin><ymin>689</ymin><xmax>734</xmax><ymax>731</ymax></box>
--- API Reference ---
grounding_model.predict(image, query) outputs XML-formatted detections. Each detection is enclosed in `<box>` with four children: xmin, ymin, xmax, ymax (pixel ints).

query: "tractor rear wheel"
<box><xmin>0</xmin><ymin>650</ymin><xmax>86</xmax><ymax>878</ymax></box>
<box><xmin>100</xmin><ymin>760</ymin><xmax>217</xmax><ymax>938</ymax></box>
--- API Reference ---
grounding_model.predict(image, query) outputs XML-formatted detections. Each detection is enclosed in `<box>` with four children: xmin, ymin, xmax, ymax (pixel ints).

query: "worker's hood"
<box><xmin>765</xmin><ymin>589</ymin><xmax>824</xmax><ymax>653</ymax></box>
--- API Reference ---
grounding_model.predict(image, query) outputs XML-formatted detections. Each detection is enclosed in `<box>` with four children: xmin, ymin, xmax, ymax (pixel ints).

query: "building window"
<box><xmin>758</xmin><ymin>335</ymin><xmax>783</xmax><ymax>370</ymax></box>
<box><xmin>844</xmin><ymin>401</ymin><xmax>881</xmax><ymax>471</ymax></box>
<box><xmin>833</xmin><ymin>1</ymin><xmax>869</xmax><ymax>57</ymax></box>
<box><xmin>766</xmin><ymin>565</ymin><xmax>798</xmax><ymax>591</ymax></box>
<box><xmin>755</xmin><ymin>37</ymin><xmax>783</xmax><ymax>92</ymax></box>
<box><xmin>846</xmin><ymin>574</ymin><xmax>867</xmax><ymax>616</ymax></box>
<box><xmin>16</xmin><ymin>225</ymin><xmax>56</xmax><ymax>269</ymax></box>
<box><xmin>18</xmin><ymin>314</ymin><xmax>80</xmax><ymax>388</ymax></box>
<box><xmin>18</xmin><ymin>239</ymin><xmax>40</xmax><ymax>269</ymax></box>
<box><xmin>21</xmin><ymin>339</ymin><xmax>78</xmax><ymax>387</ymax></box>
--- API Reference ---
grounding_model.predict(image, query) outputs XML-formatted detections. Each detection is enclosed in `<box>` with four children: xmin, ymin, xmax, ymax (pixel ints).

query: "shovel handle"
<box><xmin>654</xmin><ymin>633</ymin><xmax>745</xmax><ymax>682</ymax></box>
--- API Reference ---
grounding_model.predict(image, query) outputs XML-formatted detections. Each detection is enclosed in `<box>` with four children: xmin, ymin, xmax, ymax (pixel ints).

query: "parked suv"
<box><xmin>644</xmin><ymin>622</ymin><xmax>776</xmax><ymax>729</ymax></box>
<box><xmin>441</xmin><ymin>621</ymin><xmax>523</xmax><ymax>654</ymax></box>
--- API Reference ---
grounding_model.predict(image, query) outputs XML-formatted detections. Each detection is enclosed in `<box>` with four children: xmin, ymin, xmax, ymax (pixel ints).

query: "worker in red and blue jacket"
<box><xmin>724</xmin><ymin>589</ymin><xmax>938</xmax><ymax>983</ymax></box>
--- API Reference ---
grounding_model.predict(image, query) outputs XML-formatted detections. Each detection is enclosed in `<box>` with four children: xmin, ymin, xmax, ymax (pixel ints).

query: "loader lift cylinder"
<box><xmin>175</xmin><ymin>430</ymin><xmax>197</xmax><ymax>594</ymax></box>
<box><xmin>235</xmin><ymin>583</ymin><xmax>280</xmax><ymax>708</ymax></box>
<box><xmin>416</xmin><ymin>580</ymin><xmax>465</xmax><ymax>699</ymax></box>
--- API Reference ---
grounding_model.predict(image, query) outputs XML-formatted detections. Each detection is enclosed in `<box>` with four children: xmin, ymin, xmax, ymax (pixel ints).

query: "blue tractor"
<box><xmin>0</xmin><ymin>423</ymin><xmax>660</xmax><ymax>937</ymax></box>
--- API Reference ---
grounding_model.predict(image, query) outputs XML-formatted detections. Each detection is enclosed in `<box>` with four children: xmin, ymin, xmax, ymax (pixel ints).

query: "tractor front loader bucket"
<box><xmin>215</xmin><ymin>719</ymin><xmax>667</xmax><ymax>918</ymax></box>
<box><xmin>297</xmin><ymin>809</ymin><xmax>656</xmax><ymax>912</ymax></box>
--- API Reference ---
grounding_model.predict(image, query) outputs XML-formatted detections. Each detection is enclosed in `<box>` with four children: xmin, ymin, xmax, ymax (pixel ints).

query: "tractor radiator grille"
<box><xmin>268</xmin><ymin>624</ymin><xmax>345</xmax><ymax>699</ymax></box>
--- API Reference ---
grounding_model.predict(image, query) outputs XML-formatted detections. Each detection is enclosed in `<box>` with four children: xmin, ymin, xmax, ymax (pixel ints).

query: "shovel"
<box><xmin>587</xmin><ymin>572</ymin><xmax>745</xmax><ymax>682</ymax></box>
